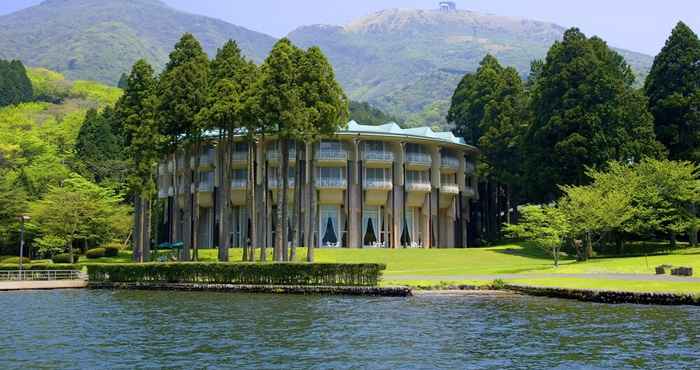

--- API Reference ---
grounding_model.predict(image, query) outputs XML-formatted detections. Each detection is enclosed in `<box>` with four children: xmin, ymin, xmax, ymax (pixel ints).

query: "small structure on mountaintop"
<box><xmin>439</xmin><ymin>1</ymin><xmax>457</xmax><ymax>12</ymax></box>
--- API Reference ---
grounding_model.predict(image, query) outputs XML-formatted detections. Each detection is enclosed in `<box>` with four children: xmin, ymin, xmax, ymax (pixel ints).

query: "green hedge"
<box><xmin>0</xmin><ymin>264</ymin><xmax>82</xmax><ymax>271</ymax></box>
<box><xmin>86</xmin><ymin>248</ymin><xmax>106</xmax><ymax>259</ymax></box>
<box><xmin>88</xmin><ymin>263</ymin><xmax>386</xmax><ymax>287</ymax></box>
<box><xmin>104</xmin><ymin>246</ymin><xmax>120</xmax><ymax>257</ymax></box>
<box><xmin>52</xmin><ymin>254</ymin><xmax>80</xmax><ymax>264</ymax></box>
<box><xmin>1</xmin><ymin>257</ymin><xmax>31</xmax><ymax>264</ymax></box>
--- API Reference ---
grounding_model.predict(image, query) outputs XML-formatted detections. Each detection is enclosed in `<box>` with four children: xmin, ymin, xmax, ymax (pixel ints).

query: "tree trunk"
<box><xmin>133</xmin><ymin>195</ymin><xmax>142</xmax><ymax>262</ymax></box>
<box><xmin>170</xmin><ymin>150</ymin><xmax>179</xmax><ymax>261</ymax></box>
<box><xmin>280</xmin><ymin>139</ymin><xmax>290</xmax><ymax>261</ymax></box>
<box><xmin>144</xmin><ymin>197</ymin><xmax>152</xmax><ymax>262</ymax></box>
<box><xmin>248</xmin><ymin>141</ymin><xmax>258</xmax><ymax>262</ymax></box>
<box><xmin>260</xmin><ymin>143</ymin><xmax>268</xmax><ymax>262</ymax></box>
<box><xmin>275</xmin><ymin>140</ymin><xmax>284</xmax><ymax>262</ymax></box>
<box><xmin>218</xmin><ymin>131</ymin><xmax>231</xmax><ymax>262</ymax></box>
<box><xmin>690</xmin><ymin>204</ymin><xmax>698</xmax><ymax>247</ymax></box>
<box><xmin>290</xmin><ymin>142</ymin><xmax>302</xmax><ymax>261</ymax></box>
<box><xmin>505</xmin><ymin>184</ymin><xmax>512</xmax><ymax>225</ymax></box>
<box><xmin>553</xmin><ymin>245</ymin><xmax>559</xmax><ymax>267</ymax></box>
<box><xmin>181</xmin><ymin>145</ymin><xmax>192</xmax><ymax>261</ymax></box>
<box><xmin>585</xmin><ymin>231</ymin><xmax>593</xmax><ymax>259</ymax></box>
<box><xmin>192</xmin><ymin>140</ymin><xmax>201</xmax><ymax>261</ymax></box>
<box><xmin>307</xmin><ymin>144</ymin><xmax>317</xmax><ymax>262</ymax></box>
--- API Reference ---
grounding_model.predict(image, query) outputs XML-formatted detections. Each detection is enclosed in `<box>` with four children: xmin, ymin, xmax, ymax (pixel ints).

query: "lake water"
<box><xmin>2</xmin><ymin>290</ymin><xmax>699</xmax><ymax>369</ymax></box>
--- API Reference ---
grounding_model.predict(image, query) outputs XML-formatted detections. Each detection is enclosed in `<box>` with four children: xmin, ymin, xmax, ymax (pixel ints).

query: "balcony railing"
<box><xmin>198</xmin><ymin>182</ymin><xmax>214</xmax><ymax>193</ymax></box>
<box><xmin>231</xmin><ymin>179</ymin><xmax>248</xmax><ymax>189</ymax></box>
<box><xmin>465</xmin><ymin>162</ymin><xmax>476</xmax><ymax>174</ymax></box>
<box><xmin>268</xmin><ymin>177</ymin><xmax>296</xmax><ymax>189</ymax></box>
<box><xmin>405</xmin><ymin>181</ymin><xmax>432</xmax><ymax>192</ymax></box>
<box><xmin>363</xmin><ymin>179</ymin><xmax>393</xmax><ymax>190</ymax></box>
<box><xmin>231</xmin><ymin>151</ymin><xmax>248</xmax><ymax>162</ymax></box>
<box><xmin>267</xmin><ymin>149</ymin><xmax>297</xmax><ymax>162</ymax></box>
<box><xmin>405</xmin><ymin>152</ymin><xmax>432</xmax><ymax>166</ymax></box>
<box><xmin>441</xmin><ymin>183</ymin><xmax>460</xmax><ymax>195</ymax></box>
<box><xmin>176</xmin><ymin>157</ymin><xmax>188</xmax><ymax>171</ymax></box>
<box><xmin>464</xmin><ymin>187</ymin><xmax>476</xmax><ymax>198</ymax></box>
<box><xmin>363</xmin><ymin>150</ymin><xmax>394</xmax><ymax>162</ymax></box>
<box><xmin>316</xmin><ymin>177</ymin><xmax>347</xmax><ymax>189</ymax></box>
<box><xmin>315</xmin><ymin>149</ymin><xmax>348</xmax><ymax>162</ymax></box>
<box><xmin>199</xmin><ymin>149</ymin><xmax>215</xmax><ymax>167</ymax></box>
<box><xmin>441</xmin><ymin>156</ymin><xmax>460</xmax><ymax>170</ymax></box>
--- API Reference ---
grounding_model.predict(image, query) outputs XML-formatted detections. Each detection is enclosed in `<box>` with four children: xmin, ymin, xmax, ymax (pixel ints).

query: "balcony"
<box><xmin>197</xmin><ymin>172</ymin><xmax>214</xmax><ymax>193</ymax></box>
<box><xmin>316</xmin><ymin>177</ymin><xmax>347</xmax><ymax>190</ymax></box>
<box><xmin>405</xmin><ymin>180</ymin><xmax>431</xmax><ymax>193</ymax></box>
<box><xmin>363</xmin><ymin>179</ymin><xmax>393</xmax><ymax>191</ymax></box>
<box><xmin>267</xmin><ymin>148</ymin><xmax>297</xmax><ymax>164</ymax></box>
<box><xmin>465</xmin><ymin>161</ymin><xmax>476</xmax><ymax>174</ymax></box>
<box><xmin>158</xmin><ymin>161</ymin><xmax>173</xmax><ymax>175</ymax></box>
<box><xmin>464</xmin><ymin>187</ymin><xmax>476</xmax><ymax>198</ymax></box>
<box><xmin>268</xmin><ymin>177</ymin><xmax>296</xmax><ymax>189</ymax></box>
<box><xmin>440</xmin><ymin>183</ymin><xmax>460</xmax><ymax>195</ymax></box>
<box><xmin>441</xmin><ymin>156</ymin><xmax>460</xmax><ymax>172</ymax></box>
<box><xmin>362</xmin><ymin>150</ymin><xmax>394</xmax><ymax>167</ymax></box>
<box><xmin>176</xmin><ymin>157</ymin><xmax>188</xmax><ymax>172</ymax></box>
<box><xmin>231</xmin><ymin>151</ymin><xmax>249</xmax><ymax>167</ymax></box>
<box><xmin>198</xmin><ymin>149</ymin><xmax>215</xmax><ymax>169</ymax></box>
<box><xmin>315</xmin><ymin>148</ymin><xmax>348</xmax><ymax>165</ymax></box>
<box><xmin>231</xmin><ymin>179</ymin><xmax>248</xmax><ymax>190</ymax></box>
<box><xmin>158</xmin><ymin>186</ymin><xmax>173</xmax><ymax>199</ymax></box>
<box><xmin>405</xmin><ymin>152</ymin><xmax>432</xmax><ymax>169</ymax></box>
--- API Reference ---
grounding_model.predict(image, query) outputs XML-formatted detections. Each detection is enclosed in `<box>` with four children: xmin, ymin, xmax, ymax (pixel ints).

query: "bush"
<box><xmin>86</xmin><ymin>248</ymin><xmax>106</xmax><ymax>259</ymax></box>
<box><xmin>103</xmin><ymin>244</ymin><xmax>121</xmax><ymax>257</ymax></box>
<box><xmin>52</xmin><ymin>254</ymin><xmax>80</xmax><ymax>264</ymax></box>
<box><xmin>1</xmin><ymin>257</ymin><xmax>31</xmax><ymax>264</ymax></box>
<box><xmin>88</xmin><ymin>263</ymin><xmax>386</xmax><ymax>286</ymax></box>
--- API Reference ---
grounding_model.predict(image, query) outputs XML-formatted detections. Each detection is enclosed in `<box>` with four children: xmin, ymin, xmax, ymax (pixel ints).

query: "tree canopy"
<box><xmin>0</xmin><ymin>59</ymin><xmax>33</xmax><ymax>107</ymax></box>
<box><xmin>644</xmin><ymin>22</ymin><xmax>700</xmax><ymax>163</ymax></box>
<box><xmin>525</xmin><ymin>28</ymin><xmax>662</xmax><ymax>200</ymax></box>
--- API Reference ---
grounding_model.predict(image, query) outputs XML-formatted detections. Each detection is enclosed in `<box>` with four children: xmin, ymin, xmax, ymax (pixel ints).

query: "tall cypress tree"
<box><xmin>526</xmin><ymin>28</ymin><xmax>661</xmax><ymax>201</ymax></box>
<box><xmin>645</xmin><ymin>22</ymin><xmax>700</xmax><ymax>163</ymax></box>
<box><xmin>116</xmin><ymin>60</ymin><xmax>160</xmax><ymax>262</ymax></box>
<box><xmin>157</xmin><ymin>33</ymin><xmax>210</xmax><ymax>261</ymax></box>
<box><xmin>0</xmin><ymin>59</ymin><xmax>33</xmax><ymax>107</ymax></box>
<box><xmin>197</xmin><ymin>39</ymin><xmax>254</xmax><ymax>262</ymax></box>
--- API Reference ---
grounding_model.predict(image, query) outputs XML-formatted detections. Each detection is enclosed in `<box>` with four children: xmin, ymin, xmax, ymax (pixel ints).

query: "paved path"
<box><xmin>386</xmin><ymin>273</ymin><xmax>700</xmax><ymax>283</ymax></box>
<box><xmin>0</xmin><ymin>280</ymin><xmax>88</xmax><ymax>291</ymax></box>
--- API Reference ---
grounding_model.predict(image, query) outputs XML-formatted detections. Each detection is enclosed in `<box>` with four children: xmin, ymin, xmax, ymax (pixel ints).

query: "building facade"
<box><xmin>156</xmin><ymin>121</ymin><xmax>478</xmax><ymax>249</ymax></box>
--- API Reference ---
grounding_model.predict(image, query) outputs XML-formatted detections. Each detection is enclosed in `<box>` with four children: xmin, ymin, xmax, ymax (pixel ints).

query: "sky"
<box><xmin>1</xmin><ymin>0</ymin><xmax>699</xmax><ymax>55</ymax></box>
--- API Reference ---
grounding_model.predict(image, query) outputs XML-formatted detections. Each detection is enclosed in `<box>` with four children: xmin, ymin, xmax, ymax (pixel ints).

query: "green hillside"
<box><xmin>0</xmin><ymin>0</ymin><xmax>276</xmax><ymax>84</ymax></box>
<box><xmin>289</xmin><ymin>8</ymin><xmax>655</xmax><ymax>128</ymax></box>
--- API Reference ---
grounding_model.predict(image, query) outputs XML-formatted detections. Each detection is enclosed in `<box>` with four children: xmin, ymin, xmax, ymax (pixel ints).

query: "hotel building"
<box><xmin>156</xmin><ymin>121</ymin><xmax>478</xmax><ymax>249</ymax></box>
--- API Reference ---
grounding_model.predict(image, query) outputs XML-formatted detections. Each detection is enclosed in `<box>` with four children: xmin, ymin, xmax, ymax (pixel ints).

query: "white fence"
<box><xmin>0</xmin><ymin>270</ymin><xmax>86</xmax><ymax>281</ymax></box>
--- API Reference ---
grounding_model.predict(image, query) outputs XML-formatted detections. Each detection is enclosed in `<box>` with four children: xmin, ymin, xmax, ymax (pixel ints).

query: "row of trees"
<box><xmin>507</xmin><ymin>159</ymin><xmax>699</xmax><ymax>265</ymax></box>
<box><xmin>116</xmin><ymin>34</ymin><xmax>348</xmax><ymax>263</ymax></box>
<box><xmin>448</xmin><ymin>23</ymin><xmax>700</xmax><ymax>246</ymax></box>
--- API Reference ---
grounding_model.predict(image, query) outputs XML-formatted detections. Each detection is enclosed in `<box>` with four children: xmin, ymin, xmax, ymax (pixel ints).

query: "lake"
<box><xmin>2</xmin><ymin>290</ymin><xmax>699</xmax><ymax>369</ymax></box>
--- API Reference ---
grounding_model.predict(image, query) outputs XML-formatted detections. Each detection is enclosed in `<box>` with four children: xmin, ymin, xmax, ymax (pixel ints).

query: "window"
<box><xmin>441</xmin><ymin>173</ymin><xmax>457</xmax><ymax>185</ymax></box>
<box><xmin>406</xmin><ymin>170</ymin><xmax>429</xmax><ymax>184</ymax></box>
<box><xmin>320</xmin><ymin>205</ymin><xmax>340</xmax><ymax>247</ymax></box>
<box><xmin>319</xmin><ymin>167</ymin><xmax>344</xmax><ymax>179</ymax></box>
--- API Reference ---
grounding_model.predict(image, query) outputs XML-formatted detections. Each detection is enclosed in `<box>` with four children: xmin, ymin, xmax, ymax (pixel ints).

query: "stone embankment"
<box><xmin>89</xmin><ymin>282</ymin><xmax>413</xmax><ymax>297</ymax></box>
<box><xmin>504</xmin><ymin>284</ymin><xmax>700</xmax><ymax>306</ymax></box>
<box><xmin>0</xmin><ymin>280</ymin><xmax>88</xmax><ymax>291</ymax></box>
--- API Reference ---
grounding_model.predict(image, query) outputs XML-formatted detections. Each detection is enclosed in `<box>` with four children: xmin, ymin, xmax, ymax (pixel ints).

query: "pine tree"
<box><xmin>116</xmin><ymin>60</ymin><xmax>160</xmax><ymax>263</ymax></box>
<box><xmin>157</xmin><ymin>33</ymin><xmax>210</xmax><ymax>261</ymax></box>
<box><xmin>644</xmin><ymin>21</ymin><xmax>700</xmax><ymax>163</ymax></box>
<box><xmin>526</xmin><ymin>28</ymin><xmax>662</xmax><ymax>201</ymax></box>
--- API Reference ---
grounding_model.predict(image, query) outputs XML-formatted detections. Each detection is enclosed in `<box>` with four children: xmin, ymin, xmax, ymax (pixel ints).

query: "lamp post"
<box><xmin>18</xmin><ymin>215</ymin><xmax>30</xmax><ymax>280</ymax></box>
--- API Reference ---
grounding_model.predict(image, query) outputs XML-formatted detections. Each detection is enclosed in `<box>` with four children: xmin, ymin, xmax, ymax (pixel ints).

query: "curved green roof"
<box><xmin>339</xmin><ymin>120</ymin><xmax>470</xmax><ymax>147</ymax></box>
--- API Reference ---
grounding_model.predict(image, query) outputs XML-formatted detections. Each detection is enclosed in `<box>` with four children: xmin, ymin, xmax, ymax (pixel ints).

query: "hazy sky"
<box><xmin>1</xmin><ymin>0</ymin><xmax>698</xmax><ymax>55</ymax></box>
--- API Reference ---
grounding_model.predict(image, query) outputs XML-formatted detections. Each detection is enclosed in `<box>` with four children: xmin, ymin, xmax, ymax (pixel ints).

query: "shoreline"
<box><xmin>89</xmin><ymin>282</ymin><xmax>413</xmax><ymax>297</ymax></box>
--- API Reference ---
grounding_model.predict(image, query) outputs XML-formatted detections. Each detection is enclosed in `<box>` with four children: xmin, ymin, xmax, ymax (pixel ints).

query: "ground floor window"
<box><xmin>401</xmin><ymin>208</ymin><xmax>421</xmax><ymax>247</ymax></box>
<box><xmin>363</xmin><ymin>206</ymin><xmax>382</xmax><ymax>247</ymax></box>
<box><xmin>320</xmin><ymin>205</ymin><xmax>340</xmax><ymax>247</ymax></box>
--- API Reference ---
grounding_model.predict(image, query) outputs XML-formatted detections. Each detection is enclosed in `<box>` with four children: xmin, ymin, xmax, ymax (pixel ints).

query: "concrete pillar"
<box><xmin>430</xmin><ymin>146</ymin><xmax>441</xmax><ymax>248</ymax></box>
<box><xmin>348</xmin><ymin>140</ymin><xmax>361</xmax><ymax>248</ymax></box>
<box><xmin>391</xmin><ymin>142</ymin><xmax>405</xmax><ymax>248</ymax></box>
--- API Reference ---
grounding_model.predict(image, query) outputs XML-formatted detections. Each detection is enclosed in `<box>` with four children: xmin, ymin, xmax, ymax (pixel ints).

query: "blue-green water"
<box><xmin>2</xmin><ymin>290</ymin><xmax>699</xmax><ymax>369</ymax></box>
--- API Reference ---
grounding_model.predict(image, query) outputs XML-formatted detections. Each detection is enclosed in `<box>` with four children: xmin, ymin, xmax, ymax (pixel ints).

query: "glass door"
<box><xmin>320</xmin><ymin>205</ymin><xmax>340</xmax><ymax>247</ymax></box>
<box><xmin>363</xmin><ymin>206</ymin><xmax>381</xmax><ymax>247</ymax></box>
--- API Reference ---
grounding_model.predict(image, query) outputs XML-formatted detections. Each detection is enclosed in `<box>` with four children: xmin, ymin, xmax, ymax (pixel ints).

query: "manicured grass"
<box><xmin>505</xmin><ymin>278</ymin><xmax>700</xmax><ymax>294</ymax></box>
<box><xmin>551</xmin><ymin>248</ymin><xmax>700</xmax><ymax>275</ymax></box>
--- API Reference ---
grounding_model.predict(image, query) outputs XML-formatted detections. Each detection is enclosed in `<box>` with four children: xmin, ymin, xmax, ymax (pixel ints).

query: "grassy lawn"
<box><xmin>14</xmin><ymin>243</ymin><xmax>700</xmax><ymax>293</ymax></box>
<box><xmin>505</xmin><ymin>278</ymin><xmax>700</xmax><ymax>294</ymax></box>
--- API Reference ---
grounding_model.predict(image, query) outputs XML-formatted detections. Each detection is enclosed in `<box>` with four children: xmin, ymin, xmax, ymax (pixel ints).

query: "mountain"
<box><xmin>288</xmin><ymin>8</ymin><xmax>655</xmax><ymax>128</ymax></box>
<box><xmin>0</xmin><ymin>0</ymin><xmax>276</xmax><ymax>84</ymax></box>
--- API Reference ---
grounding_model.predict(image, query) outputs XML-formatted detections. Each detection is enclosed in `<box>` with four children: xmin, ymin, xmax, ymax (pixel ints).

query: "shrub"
<box><xmin>36</xmin><ymin>235</ymin><xmax>67</xmax><ymax>258</ymax></box>
<box><xmin>52</xmin><ymin>254</ymin><xmax>80</xmax><ymax>264</ymax></box>
<box><xmin>86</xmin><ymin>248</ymin><xmax>106</xmax><ymax>259</ymax></box>
<box><xmin>1</xmin><ymin>257</ymin><xmax>31</xmax><ymax>264</ymax></box>
<box><xmin>104</xmin><ymin>244</ymin><xmax>121</xmax><ymax>257</ymax></box>
<box><xmin>88</xmin><ymin>263</ymin><xmax>386</xmax><ymax>286</ymax></box>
